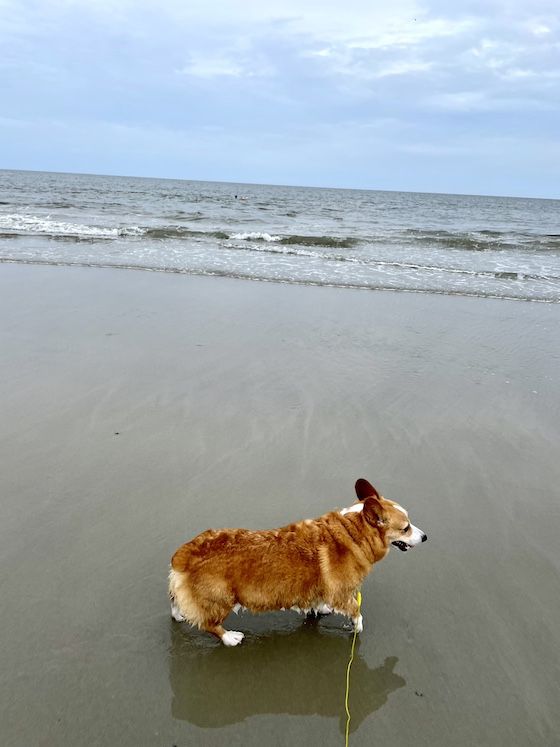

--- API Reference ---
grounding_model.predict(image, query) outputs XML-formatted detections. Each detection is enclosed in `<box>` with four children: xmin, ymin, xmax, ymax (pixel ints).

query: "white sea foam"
<box><xmin>225</xmin><ymin>242</ymin><xmax>318</xmax><ymax>259</ymax></box>
<box><xmin>229</xmin><ymin>231</ymin><xmax>282</xmax><ymax>242</ymax></box>
<box><xmin>0</xmin><ymin>213</ymin><xmax>143</xmax><ymax>239</ymax></box>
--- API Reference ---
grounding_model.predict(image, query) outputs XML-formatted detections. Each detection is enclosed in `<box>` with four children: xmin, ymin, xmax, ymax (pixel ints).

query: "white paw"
<box><xmin>353</xmin><ymin>614</ymin><xmax>363</xmax><ymax>633</ymax></box>
<box><xmin>222</xmin><ymin>630</ymin><xmax>245</xmax><ymax>647</ymax></box>
<box><xmin>315</xmin><ymin>603</ymin><xmax>333</xmax><ymax>615</ymax></box>
<box><xmin>171</xmin><ymin>604</ymin><xmax>186</xmax><ymax>622</ymax></box>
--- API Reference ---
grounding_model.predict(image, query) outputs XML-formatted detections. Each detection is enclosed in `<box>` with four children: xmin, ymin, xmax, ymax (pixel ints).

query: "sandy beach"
<box><xmin>1</xmin><ymin>262</ymin><xmax>559</xmax><ymax>746</ymax></box>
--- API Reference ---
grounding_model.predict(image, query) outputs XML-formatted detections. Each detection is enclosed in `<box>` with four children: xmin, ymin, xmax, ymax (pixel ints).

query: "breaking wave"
<box><xmin>0</xmin><ymin>215</ymin><xmax>360</xmax><ymax>249</ymax></box>
<box><xmin>0</xmin><ymin>214</ymin><xmax>143</xmax><ymax>239</ymax></box>
<box><xmin>2</xmin><ymin>212</ymin><xmax>559</xmax><ymax>255</ymax></box>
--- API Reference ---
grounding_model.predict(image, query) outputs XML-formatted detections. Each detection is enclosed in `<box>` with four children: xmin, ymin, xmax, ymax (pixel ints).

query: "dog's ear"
<box><xmin>363</xmin><ymin>496</ymin><xmax>387</xmax><ymax>527</ymax></box>
<box><xmin>355</xmin><ymin>478</ymin><xmax>380</xmax><ymax>502</ymax></box>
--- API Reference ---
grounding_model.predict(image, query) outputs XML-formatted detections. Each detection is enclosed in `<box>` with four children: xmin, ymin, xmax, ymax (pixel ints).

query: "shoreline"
<box><xmin>1</xmin><ymin>256</ymin><xmax>557</xmax><ymax>304</ymax></box>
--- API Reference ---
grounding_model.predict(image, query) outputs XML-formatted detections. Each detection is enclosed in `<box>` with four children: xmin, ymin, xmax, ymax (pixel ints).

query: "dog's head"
<box><xmin>346</xmin><ymin>478</ymin><xmax>427</xmax><ymax>552</ymax></box>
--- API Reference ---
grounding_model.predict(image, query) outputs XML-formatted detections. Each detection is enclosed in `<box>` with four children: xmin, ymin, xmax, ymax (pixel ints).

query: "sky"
<box><xmin>0</xmin><ymin>0</ymin><xmax>559</xmax><ymax>197</ymax></box>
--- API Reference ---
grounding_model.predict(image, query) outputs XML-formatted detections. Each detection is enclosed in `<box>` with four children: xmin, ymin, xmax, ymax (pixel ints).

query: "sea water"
<box><xmin>1</xmin><ymin>169</ymin><xmax>558</xmax><ymax>302</ymax></box>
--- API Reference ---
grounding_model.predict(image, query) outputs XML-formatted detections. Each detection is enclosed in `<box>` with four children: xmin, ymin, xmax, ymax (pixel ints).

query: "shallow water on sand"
<box><xmin>1</xmin><ymin>265</ymin><xmax>559</xmax><ymax>746</ymax></box>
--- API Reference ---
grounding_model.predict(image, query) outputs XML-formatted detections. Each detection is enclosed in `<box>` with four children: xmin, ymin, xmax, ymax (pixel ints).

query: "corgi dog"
<box><xmin>169</xmin><ymin>478</ymin><xmax>427</xmax><ymax>646</ymax></box>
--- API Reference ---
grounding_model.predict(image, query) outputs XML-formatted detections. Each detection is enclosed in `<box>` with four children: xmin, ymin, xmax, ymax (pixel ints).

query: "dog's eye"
<box><xmin>402</xmin><ymin>524</ymin><xmax>410</xmax><ymax>533</ymax></box>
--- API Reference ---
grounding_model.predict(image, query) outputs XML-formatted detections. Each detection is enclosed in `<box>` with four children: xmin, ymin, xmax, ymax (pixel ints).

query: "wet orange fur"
<box><xmin>169</xmin><ymin>482</ymin><xmax>409</xmax><ymax>641</ymax></box>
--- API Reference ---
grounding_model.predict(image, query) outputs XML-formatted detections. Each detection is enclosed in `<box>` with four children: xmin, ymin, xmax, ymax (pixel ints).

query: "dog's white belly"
<box><xmin>233</xmin><ymin>602</ymin><xmax>333</xmax><ymax>616</ymax></box>
<box><xmin>291</xmin><ymin>603</ymin><xmax>333</xmax><ymax>615</ymax></box>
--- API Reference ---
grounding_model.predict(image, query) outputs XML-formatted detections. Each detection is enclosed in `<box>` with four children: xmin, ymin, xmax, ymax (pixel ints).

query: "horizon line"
<box><xmin>1</xmin><ymin>166</ymin><xmax>558</xmax><ymax>203</ymax></box>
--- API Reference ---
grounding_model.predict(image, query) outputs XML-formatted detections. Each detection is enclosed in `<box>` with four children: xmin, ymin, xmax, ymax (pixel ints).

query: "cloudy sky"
<box><xmin>1</xmin><ymin>0</ymin><xmax>558</xmax><ymax>196</ymax></box>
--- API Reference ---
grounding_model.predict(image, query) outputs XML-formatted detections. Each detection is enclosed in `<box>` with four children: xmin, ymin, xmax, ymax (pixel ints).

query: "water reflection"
<box><xmin>168</xmin><ymin>615</ymin><xmax>405</xmax><ymax>732</ymax></box>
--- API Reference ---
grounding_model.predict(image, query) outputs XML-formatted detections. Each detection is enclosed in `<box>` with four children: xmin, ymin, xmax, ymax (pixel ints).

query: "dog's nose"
<box><xmin>421</xmin><ymin>533</ymin><xmax>427</xmax><ymax>542</ymax></box>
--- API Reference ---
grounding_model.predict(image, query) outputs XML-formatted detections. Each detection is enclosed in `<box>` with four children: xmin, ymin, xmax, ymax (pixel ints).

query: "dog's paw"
<box><xmin>314</xmin><ymin>603</ymin><xmax>333</xmax><ymax>615</ymax></box>
<box><xmin>171</xmin><ymin>605</ymin><xmax>186</xmax><ymax>622</ymax></box>
<box><xmin>353</xmin><ymin>614</ymin><xmax>363</xmax><ymax>633</ymax></box>
<box><xmin>222</xmin><ymin>630</ymin><xmax>245</xmax><ymax>647</ymax></box>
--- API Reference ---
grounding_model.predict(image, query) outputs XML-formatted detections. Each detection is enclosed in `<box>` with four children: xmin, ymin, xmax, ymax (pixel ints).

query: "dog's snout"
<box><xmin>421</xmin><ymin>533</ymin><xmax>427</xmax><ymax>543</ymax></box>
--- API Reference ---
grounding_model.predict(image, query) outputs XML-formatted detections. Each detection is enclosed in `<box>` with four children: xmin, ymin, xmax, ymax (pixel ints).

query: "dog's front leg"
<box><xmin>336</xmin><ymin>594</ymin><xmax>363</xmax><ymax>633</ymax></box>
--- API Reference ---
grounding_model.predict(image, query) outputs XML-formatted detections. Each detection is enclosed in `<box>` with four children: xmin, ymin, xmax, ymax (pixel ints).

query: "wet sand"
<box><xmin>1</xmin><ymin>263</ymin><xmax>559</xmax><ymax>746</ymax></box>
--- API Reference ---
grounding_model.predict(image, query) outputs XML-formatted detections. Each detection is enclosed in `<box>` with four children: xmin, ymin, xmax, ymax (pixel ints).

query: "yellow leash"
<box><xmin>344</xmin><ymin>589</ymin><xmax>362</xmax><ymax>746</ymax></box>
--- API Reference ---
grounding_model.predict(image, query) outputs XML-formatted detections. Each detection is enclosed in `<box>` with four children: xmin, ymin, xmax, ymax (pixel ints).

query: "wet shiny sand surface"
<box><xmin>1</xmin><ymin>264</ymin><xmax>559</xmax><ymax>746</ymax></box>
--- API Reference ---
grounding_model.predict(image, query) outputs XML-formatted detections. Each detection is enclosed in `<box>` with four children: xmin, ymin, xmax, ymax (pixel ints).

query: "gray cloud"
<box><xmin>0</xmin><ymin>0</ymin><xmax>558</xmax><ymax>196</ymax></box>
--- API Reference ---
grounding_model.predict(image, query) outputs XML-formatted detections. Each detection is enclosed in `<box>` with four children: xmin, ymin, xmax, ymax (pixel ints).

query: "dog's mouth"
<box><xmin>391</xmin><ymin>540</ymin><xmax>410</xmax><ymax>552</ymax></box>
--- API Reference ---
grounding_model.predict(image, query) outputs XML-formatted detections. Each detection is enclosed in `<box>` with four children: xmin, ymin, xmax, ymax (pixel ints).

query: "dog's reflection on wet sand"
<box><xmin>168</xmin><ymin>615</ymin><xmax>406</xmax><ymax>732</ymax></box>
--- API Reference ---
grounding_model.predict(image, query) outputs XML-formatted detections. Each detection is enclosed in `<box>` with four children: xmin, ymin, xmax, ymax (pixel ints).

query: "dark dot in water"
<box><xmin>114</xmin><ymin>432</ymin><xmax>120</xmax><ymax>436</ymax></box>
<box><xmin>415</xmin><ymin>690</ymin><xmax>424</xmax><ymax>697</ymax></box>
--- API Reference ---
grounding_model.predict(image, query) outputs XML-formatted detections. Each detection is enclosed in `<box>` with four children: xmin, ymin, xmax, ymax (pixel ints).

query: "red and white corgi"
<box><xmin>169</xmin><ymin>478</ymin><xmax>427</xmax><ymax>645</ymax></box>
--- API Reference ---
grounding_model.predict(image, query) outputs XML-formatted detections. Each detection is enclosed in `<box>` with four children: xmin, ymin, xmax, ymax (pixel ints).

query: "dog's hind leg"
<box><xmin>169</xmin><ymin>568</ymin><xmax>243</xmax><ymax>645</ymax></box>
<box><xmin>207</xmin><ymin>624</ymin><xmax>245</xmax><ymax>647</ymax></box>
<box><xmin>168</xmin><ymin>569</ymin><xmax>189</xmax><ymax>621</ymax></box>
<box><xmin>196</xmin><ymin>594</ymin><xmax>245</xmax><ymax>646</ymax></box>
<box><xmin>170</xmin><ymin>598</ymin><xmax>186</xmax><ymax>622</ymax></box>
<box><xmin>200</xmin><ymin>613</ymin><xmax>245</xmax><ymax>647</ymax></box>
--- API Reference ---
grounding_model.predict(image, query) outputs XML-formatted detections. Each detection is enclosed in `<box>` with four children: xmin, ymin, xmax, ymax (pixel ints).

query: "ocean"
<box><xmin>1</xmin><ymin>169</ymin><xmax>559</xmax><ymax>302</ymax></box>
